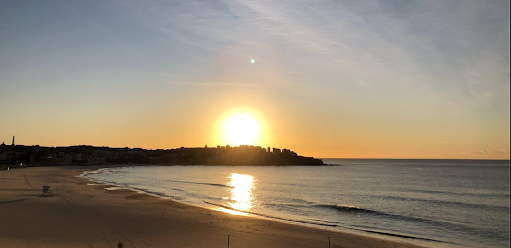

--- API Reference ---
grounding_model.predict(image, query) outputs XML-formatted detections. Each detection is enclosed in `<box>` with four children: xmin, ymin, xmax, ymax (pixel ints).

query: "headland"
<box><xmin>0</xmin><ymin>143</ymin><xmax>324</xmax><ymax>168</ymax></box>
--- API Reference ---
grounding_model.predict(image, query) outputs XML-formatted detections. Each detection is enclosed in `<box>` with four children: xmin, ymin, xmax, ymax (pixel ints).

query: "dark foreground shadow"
<box><xmin>0</xmin><ymin>199</ymin><xmax>29</xmax><ymax>205</ymax></box>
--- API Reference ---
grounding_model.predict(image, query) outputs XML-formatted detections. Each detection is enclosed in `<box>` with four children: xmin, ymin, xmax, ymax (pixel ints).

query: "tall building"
<box><xmin>11</xmin><ymin>136</ymin><xmax>14</xmax><ymax>146</ymax></box>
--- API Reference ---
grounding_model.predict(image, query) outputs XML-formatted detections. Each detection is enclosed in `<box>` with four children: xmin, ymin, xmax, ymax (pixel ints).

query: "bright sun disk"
<box><xmin>225</xmin><ymin>114</ymin><xmax>259</xmax><ymax>146</ymax></box>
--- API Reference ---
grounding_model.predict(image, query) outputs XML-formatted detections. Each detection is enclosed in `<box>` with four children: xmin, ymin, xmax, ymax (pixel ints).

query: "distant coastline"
<box><xmin>0</xmin><ymin>143</ymin><xmax>324</xmax><ymax>167</ymax></box>
<box><xmin>321</xmin><ymin>158</ymin><xmax>510</xmax><ymax>161</ymax></box>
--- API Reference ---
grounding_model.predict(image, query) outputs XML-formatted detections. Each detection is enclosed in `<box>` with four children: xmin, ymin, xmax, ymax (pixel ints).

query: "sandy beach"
<box><xmin>0</xmin><ymin>166</ymin><xmax>424</xmax><ymax>248</ymax></box>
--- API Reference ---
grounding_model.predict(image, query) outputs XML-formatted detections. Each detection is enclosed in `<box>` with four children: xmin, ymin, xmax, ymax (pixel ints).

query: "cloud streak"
<box><xmin>106</xmin><ymin>1</ymin><xmax>509</xmax><ymax>106</ymax></box>
<box><xmin>460</xmin><ymin>150</ymin><xmax>510</xmax><ymax>155</ymax></box>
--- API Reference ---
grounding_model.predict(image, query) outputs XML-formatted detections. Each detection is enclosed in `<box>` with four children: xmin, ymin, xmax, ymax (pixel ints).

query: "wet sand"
<box><xmin>0</xmin><ymin>166</ymin><xmax>424</xmax><ymax>248</ymax></box>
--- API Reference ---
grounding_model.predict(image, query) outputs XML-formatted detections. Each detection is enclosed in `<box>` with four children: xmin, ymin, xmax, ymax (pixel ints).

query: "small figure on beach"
<box><xmin>117</xmin><ymin>242</ymin><xmax>123</xmax><ymax>248</ymax></box>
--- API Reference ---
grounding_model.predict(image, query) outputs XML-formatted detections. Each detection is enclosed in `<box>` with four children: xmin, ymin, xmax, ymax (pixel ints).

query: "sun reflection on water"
<box><xmin>221</xmin><ymin>173</ymin><xmax>255</xmax><ymax>215</ymax></box>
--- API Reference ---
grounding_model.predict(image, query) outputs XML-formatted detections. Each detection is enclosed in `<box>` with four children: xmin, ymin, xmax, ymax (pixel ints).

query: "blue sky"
<box><xmin>0</xmin><ymin>0</ymin><xmax>509</xmax><ymax>158</ymax></box>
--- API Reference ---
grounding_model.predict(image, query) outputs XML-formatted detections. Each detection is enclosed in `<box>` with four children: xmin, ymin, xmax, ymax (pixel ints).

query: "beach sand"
<box><xmin>0</xmin><ymin>166</ymin><xmax>424</xmax><ymax>248</ymax></box>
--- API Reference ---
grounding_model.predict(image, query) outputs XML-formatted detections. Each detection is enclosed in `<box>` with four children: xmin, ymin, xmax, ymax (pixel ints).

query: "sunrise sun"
<box><xmin>224</xmin><ymin>114</ymin><xmax>259</xmax><ymax>146</ymax></box>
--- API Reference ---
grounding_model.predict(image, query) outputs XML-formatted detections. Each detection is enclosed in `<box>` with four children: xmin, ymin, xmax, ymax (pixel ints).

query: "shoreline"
<box><xmin>0</xmin><ymin>166</ymin><xmax>426</xmax><ymax>248</ymax></box>
<box><xmin>81</xmin><ymin>165</ymin><xmax>449</xmax><ymax>247</ymax></box>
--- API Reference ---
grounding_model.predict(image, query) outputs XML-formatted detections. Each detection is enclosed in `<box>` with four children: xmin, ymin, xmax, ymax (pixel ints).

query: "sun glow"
<box><xmin>224</xmin><ymin>114</ymin><xmax>259</xmax><ymax>146</ymax></box>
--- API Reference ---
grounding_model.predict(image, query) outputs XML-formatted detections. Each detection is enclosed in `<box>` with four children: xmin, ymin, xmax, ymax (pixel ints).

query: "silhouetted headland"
<box><xmin>0</xmin><ymin>143</ymin><xmax>324</xmax><ymax>167</ymax></box>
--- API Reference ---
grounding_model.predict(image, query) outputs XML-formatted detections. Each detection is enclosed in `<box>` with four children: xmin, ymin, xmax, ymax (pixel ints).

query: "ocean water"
<box><xmin>83</xmin><ymin>159</ymin><xmax>510</xmax><ymax>248</ymax></box>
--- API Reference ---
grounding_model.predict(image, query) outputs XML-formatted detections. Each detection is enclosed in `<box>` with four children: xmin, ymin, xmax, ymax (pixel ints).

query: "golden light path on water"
<box><xmin>217</xmin><ymin>173</ymin><xmax>256</xmax><ymax>216</ymax></box>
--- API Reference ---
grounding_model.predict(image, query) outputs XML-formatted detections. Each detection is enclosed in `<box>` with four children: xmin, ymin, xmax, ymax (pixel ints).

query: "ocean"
<box><xmin>83</xmin><ymin>159</ymin><xmax>510</xmax><ymax>248</ymax></box>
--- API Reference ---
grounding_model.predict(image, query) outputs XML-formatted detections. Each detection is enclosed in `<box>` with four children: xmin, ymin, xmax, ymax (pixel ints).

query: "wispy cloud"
<box><xmin>102</xmin><ymin>0</ymin><xmax>509</xmax><ymax>108</ymax></box>
<box><xmin>162</xmin><ymin>80</ymin><xmax>259</xmax><ymax>88</ymax></box>
<box><xmin>460</xmin><ymin>150</ymin><xmax>510</xmax><ymax>155</ymax></box>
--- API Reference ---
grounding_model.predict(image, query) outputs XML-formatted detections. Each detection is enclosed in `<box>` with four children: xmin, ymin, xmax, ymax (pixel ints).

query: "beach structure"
<box><xmin>40</xmin><ymin>185</ymin><xmax>51</xmax><ymax>197</ymax></box>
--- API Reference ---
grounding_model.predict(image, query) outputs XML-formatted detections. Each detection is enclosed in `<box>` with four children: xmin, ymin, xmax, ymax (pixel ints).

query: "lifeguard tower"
<box><xmin>40</xmin><ymin>185</ymin><xmax>52</xmax><ymax>197</ymax></box>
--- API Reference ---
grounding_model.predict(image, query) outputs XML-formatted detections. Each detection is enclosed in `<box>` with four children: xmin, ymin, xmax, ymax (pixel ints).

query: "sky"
<box><xmin>0</xmin><ymin>0</ymin><xmax>509</xmax><ymax>159</ymax></box>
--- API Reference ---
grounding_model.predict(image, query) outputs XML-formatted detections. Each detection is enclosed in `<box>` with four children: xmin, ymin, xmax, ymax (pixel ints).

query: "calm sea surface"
<box><xmin>83</xmin><ymin>159</ymin><xmax>510</xmax><ymax>248</ymax></box>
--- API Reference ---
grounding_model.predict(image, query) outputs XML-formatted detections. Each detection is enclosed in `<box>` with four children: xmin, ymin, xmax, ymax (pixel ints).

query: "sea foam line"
<box><xmin>203</xmin><ymin>201</ymin><xmax>447</xmax><ymax>243</ymax></box>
